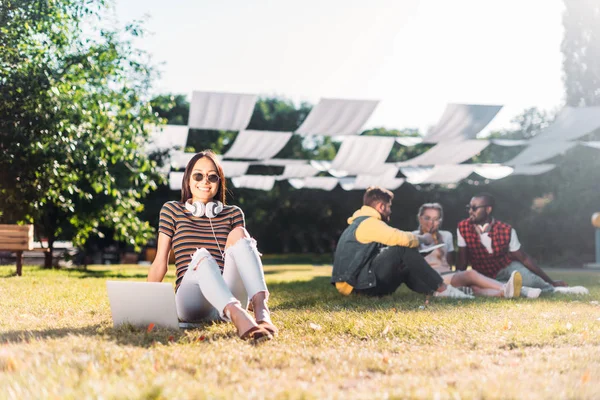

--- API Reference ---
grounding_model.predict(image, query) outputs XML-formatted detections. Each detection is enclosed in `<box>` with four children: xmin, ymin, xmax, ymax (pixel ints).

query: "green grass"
<box><xmin>1</xmin><ymin>265</ymin><xmax>600</xmax><ymax>399</ymax></box>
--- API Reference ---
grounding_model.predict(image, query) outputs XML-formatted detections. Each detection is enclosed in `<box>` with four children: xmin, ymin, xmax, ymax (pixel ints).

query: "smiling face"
<box><xmin>419</xmin><ymin>208</ymin><xmax>442</xmax><ymax>234</ymax></box>
<box><xmin>189</xmin><ymin>157</ymin><xmax>220</xmax><ymax>204</ymax></box>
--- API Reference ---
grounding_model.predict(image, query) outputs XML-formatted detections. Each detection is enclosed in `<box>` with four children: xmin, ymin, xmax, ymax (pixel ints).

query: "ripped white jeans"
<box><xmin>175</xmin><ymin>238</ymin><xmax>269</xmax><ymax>322</ymax></box>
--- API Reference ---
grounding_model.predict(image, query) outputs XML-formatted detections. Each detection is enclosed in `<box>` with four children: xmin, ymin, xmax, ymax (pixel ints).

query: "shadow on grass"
<box><xmin>267</xmin><ymin>276</ymin><xmax>481</xmax><ymax>312</ymax></box>
<box><xmin>0</xmin><ymin>321</ymin><xmax>241</xmax><ymax>348</ymax></box>
<box><xmin>75</xmin><ymin>272</ymin><xmax>149</xmax><ymax>280</ymax></box>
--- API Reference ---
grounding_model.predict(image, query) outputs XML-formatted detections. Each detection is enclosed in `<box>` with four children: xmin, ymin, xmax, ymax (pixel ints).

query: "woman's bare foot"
<box><xmin>251</xmin><ymin>291</ymin><xmax>278</xmax><ymax>336</ymax></box>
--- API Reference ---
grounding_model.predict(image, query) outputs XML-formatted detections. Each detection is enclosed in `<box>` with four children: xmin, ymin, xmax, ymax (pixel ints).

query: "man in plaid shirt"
<box><xmin>455</xmin><ymin>193</ymin><xmax>588</xmax><ymax>296</ymax></box>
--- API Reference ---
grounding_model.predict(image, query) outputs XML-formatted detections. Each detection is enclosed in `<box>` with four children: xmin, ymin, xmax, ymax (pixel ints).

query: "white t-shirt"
<box><xmin>456</xmin><ymin>226</ymin><xmax>521</xmax><ymax>253</ymax></box>
<box><xmin>412</xmin><ymin>229</ymin><xmax>454</xmax><ymax>273</ymax></box>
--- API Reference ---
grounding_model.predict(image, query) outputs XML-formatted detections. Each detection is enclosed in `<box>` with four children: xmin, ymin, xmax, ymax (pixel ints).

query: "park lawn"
<box><xmin>1</xmin><ymin>265</ymin><xmax>600</xmax><ymax>399</ymax></box>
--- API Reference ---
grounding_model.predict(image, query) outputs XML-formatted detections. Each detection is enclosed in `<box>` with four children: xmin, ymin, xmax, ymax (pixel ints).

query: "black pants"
<box><xmin>357</xmin><ymin>246</ymin><xmax>443</xmax><ymax>296</ymax></box>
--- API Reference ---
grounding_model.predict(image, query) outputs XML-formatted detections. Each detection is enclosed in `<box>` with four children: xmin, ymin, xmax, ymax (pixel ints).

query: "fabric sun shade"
<box><xmin>220</xmin><ymin>161</ymin><xmax>250</xmax><ymax>177</ymax></box>
<box><xmin>169</xmin><ymin>172</ymin><xmax>184</xmax><ymax>191</ymax></box>
<box><xmin>288</xmin><ymin>177</ymin><xmax>339</xmax><ymax>191</ymax></box>
<box><xmin>529</xmin><ymin>106</ymin><xmax>600</xmax><ymax>144</ymax></box>
<box><xmin>223</xmin><ymin>130</ymin><xmax>292</xmax><ymax>160</ymax></box>
<box><xmin>276</xmin><ymin>164</ymin><xmax>320</xmax><ymax>180</ymax></box>
<box><xmin>397</xmin><ymin>140</ymin><xmax>490</xmax><ymax>167</ymax></box>
<box><xmin>329</xmin><ymin>136</ymin><xmax>396</xmax><ymax>175</ymax></box>
<box><xmin>188</xmin><ymin>91</ymin><xmax>257</xmax><ymax>131</ymax></box>
<box><xmin>169</xmin><ymin>151</ymin><xmax>195</xmax><ymax>170</ymax></box>
<box><xmin>343</xmin><ymin>168</ymin><xmax>405</xmax><ymax>191</ymax></box>
<box><xmin>295</xmin><ymin>98</ymin><xmax>379</xmax><ymax>136</ymax></box>
<box><xmin>231</xmin><ymin>175</ymin><xmax>276</xmax><ymax>191</ymax></box>
<box><xmin>423</xmin><ymin>103</ymin><xmax>502</xmax><ymax>143</ymax></box>
<box><xmin>506</xmin><ymin>142</ymin><xmax>577</xmax><ymax>166</ymax></box>
<box><xmin>418</xmin><ymin>165</ymin><xmax>476</xmax><ymax>184</ymax></box>
<box><xmin>510</xmin><ymin>164</ymin><xmax>556</xmax><ymax>176</ymax></box>
<box><xmin>148</xmin><ymin>125</ymin><xmax>189</xmax><ymax>152</ymax></box>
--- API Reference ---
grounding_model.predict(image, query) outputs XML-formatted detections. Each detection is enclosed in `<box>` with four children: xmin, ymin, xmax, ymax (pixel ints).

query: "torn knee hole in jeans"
<box><xmin>226</xmin><ymin>237</ymin><xmax>263</xmax><ymax>257</ymax></box>
<box><xmin>189</xmin><ymin>248</ymin><xmax>213</xmax><ymax>270</ymax></box>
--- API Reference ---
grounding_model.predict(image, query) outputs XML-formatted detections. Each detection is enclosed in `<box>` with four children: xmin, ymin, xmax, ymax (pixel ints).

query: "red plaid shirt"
<box><xmin>458</xmin><ymin>219</ymin><xmax>513</xmax><ymax>278</ymax></box>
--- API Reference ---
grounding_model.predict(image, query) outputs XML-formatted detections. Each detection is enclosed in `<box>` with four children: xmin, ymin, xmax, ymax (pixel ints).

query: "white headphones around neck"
<box><xmin>185</xmin><ymin>200</ymin><xmax>224</xmax><ymax>218</ymax></box>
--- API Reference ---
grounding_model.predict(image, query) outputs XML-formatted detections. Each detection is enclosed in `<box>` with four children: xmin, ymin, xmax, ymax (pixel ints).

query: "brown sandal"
<box><xmin>257</xmin><ymin>320</ymin><xmax>278</xmax><ymax>336</ymax></box>
<box><xmin>239</xmin><ymin>325</ymin><xmax>273</xmax><ymax>343</ymax></box>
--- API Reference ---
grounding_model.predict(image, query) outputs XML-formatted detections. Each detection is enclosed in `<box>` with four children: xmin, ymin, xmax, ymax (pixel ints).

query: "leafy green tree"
<box><xmin>0</xmin><ymin>0</ymin><xmax>163</xmax><ymax>266</ymax></box>
<box><xmin>150</xmin><ymin>94</ymin><xmax>189</xmax><ymax>126</ymax></box>
<box><xmin>562</xmin><ymin>0</ymin><xmax>600</xmax><ymax>106</ymax></box>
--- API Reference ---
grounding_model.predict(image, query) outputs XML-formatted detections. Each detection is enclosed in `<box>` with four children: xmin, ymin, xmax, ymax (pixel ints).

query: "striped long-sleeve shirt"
<box><xmin>158</xmin><ymin>201</ymin><xmax>245</xmax><ymax>291</ymax></box>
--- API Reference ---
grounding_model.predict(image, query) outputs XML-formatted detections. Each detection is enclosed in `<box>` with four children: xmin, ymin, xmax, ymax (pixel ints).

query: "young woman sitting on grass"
<box><xmin>413</xmin><ymin>203</ymin><xmax>541</xmax><ymax>299</ymax></box>
<box><xmin>147</xmin><ymin>150</ymin><xmax>277</xmax><ymax>343</ymax></box>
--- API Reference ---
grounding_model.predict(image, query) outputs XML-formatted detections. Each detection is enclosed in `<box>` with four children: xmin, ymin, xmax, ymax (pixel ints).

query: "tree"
<box><xmin>0</xmin><ymin>0</ymin><xmax>163</xmax><ymax>267</ymax></box>
<box><xmin>562</xmin><ymin>0</ymin><xmax>600</xmax><ymax>106</ymax></box>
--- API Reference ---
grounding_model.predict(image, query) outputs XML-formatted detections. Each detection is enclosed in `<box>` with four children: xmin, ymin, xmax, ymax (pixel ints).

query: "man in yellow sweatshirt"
<box><xmin>331</xmin><ymin>186</ymin><xmax>472</xmax><ymax>298</ymax></box>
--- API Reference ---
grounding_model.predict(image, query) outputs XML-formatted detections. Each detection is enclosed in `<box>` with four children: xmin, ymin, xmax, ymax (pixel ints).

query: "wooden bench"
<box><xmin>0</xmin><ymin>224</ymin><xmax>50</xmax><ymax>276</ymax></box>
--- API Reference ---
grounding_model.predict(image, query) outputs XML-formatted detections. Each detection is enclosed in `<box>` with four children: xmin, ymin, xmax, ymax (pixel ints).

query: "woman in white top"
<box><xmin>413</xmin><ymin>203</ymin><xmax>528</xmax><ymax>298</ymax></box>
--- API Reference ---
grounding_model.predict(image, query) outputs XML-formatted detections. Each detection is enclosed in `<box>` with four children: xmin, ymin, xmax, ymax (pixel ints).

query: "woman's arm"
<box><xmin>147</xmin><ymin>232</ymin><xmax>172</xmax><ymax>282</ymax></box>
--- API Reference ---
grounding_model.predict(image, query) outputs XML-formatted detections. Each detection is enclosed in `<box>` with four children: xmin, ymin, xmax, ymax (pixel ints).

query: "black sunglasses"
<box><xmin>466</xmin><ymin>204</ymin><xmax>489</xmax><ymax>212</ymax></box>
<box><xmin>192</xmin><ymin>172</ymin><xmax>220</xmax><ymax>183</ymax></box>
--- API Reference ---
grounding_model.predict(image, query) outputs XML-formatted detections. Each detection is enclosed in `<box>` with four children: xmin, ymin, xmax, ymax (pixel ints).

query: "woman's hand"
<box><xmin>418</xmin><ymin>233</ymin><xmax>434</xmax><ymax>246</ymax></box>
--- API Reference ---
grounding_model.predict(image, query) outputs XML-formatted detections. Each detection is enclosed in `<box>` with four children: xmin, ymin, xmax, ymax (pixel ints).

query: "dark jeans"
<box><xmin>357</xmin><ymin>246</ymin><xmax>443</xmax><ymax>296</ymax></box>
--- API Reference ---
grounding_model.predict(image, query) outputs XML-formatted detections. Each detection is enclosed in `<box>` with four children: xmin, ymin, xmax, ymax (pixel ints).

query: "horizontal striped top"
<box><xmin>158</xmin><ymin>201</ymin><xmax>245</xmax><ymax>291</ymax></box>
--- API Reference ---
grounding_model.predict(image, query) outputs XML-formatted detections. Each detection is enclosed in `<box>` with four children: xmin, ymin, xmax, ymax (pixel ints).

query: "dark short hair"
<box><xmin>180</xmin><ymin>150</ymin><xmax>227</xmax><ymax>204</ymax></box>
<box><xmin>363</xmin><ymin>186</ymin><xmax>394</xmax><ymax>208</ymax></box>
<box><xmin>473</xmin><ymin>192</ymin><xmax>495</xmax><ymax>208</ymax></box>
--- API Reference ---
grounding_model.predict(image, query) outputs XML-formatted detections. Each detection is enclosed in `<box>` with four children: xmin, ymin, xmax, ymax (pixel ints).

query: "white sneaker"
<box><xmin>553</xmin><ymin>286</ymin><xmax>589</xmax><ymax>295</ymax></box>
<box><xmin>503</xmin><ymin>271</ymin><xmax>523</xmax><ymax>298</ymax></box>
<box><xmin>522</xmin><ymin>287</ymin><xmax>542</xmax><ymax>299</ymax></box>
<box><xmin>434</xmin><ymin>285</ymin><xmax>475</xmax><ymax>299</ymax></box>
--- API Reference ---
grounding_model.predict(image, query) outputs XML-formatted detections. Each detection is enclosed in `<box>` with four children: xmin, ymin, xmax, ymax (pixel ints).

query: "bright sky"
<box><xmin>115</xmin><ymin>0</ymin><xmax>565</xmax><ymax>136</ymax></box>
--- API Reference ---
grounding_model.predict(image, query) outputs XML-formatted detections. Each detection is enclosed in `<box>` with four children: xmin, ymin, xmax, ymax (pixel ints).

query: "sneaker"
<box><xmin>434</xmin><ymin>285</ymin><xmax>475</xmax><ymax>299</ymax></box>
<box><xmin>521</xmin><ymin>287</ymin><xmax>542</xmax><ymax>299</ymax></box>
<box><xmin>456</xmin><ymin>286</ymin><xmax>474</xmax><ymax>296</ymax></box>
<box><xmin>553</xmin><ymin>286</ymin><xmax>589</xmax><ymax>295</ymax></box>
<box><xmin>503</xmin><ymin>271</ymin><xmax>522</xmax><ymax>298</ymax></box>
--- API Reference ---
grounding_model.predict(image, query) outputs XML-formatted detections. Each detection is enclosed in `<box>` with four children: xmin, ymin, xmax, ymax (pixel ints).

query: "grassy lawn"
<box><xmin>1</xmin><ymin>264</ymin><xmax>600</xmax><ymax>399</ymax></box>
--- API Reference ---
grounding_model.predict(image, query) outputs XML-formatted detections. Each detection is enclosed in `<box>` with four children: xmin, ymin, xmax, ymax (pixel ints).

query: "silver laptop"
<box><xmin>106</xmin><ymin>281</ymin><xmax>180</xmax><ymax>329</ymax></box>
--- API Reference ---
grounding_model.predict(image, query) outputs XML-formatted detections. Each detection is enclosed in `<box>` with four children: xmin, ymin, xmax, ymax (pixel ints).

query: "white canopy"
<box><xmin>221</xmin><ymin>161</ymin><xmax>250</xmax><ymax>177</ymax></box>
<box><xmin>188</xmin><ymin>91</ymin><xmax>257</xmax><ymax>131</ymax></box>
<box><xmin>511</xmin><ymin>164</ymin><xmax>556</xmax><ymax>176</ymax></box>
<box><xmin>169</xmin><ymin>151</ymin><xmax>195</xmax><ymax>170</ymax></box>
<box><xmin>330</xmin><ymin>136</ymin><xmax>396</xmax><ymax>175</ymax></box>
<box><xmin>489</xmin><ymin>139</ymin><xmax>529</xmax><ymax>146</ymax></box>
<box><xmin>397</xmin><ymin>140</ymin><xmax>490</xmax><ymax>167</ymax></box>
<box><xmin>506</xmin><ymin>142</ymin><xmax>577</xmax><ymax>166</ymax></box>
<box><xmin>147</xmin><ymin>125</ymin><xmax>189</xmax><ymax>152</ymax></box>
<box><xmin>168</xmin><ymin>172</ymin><xmax>184</xmax><ymax>191</ymax></box>
<box><xmin>346</xmin><ymin>169</ymin><xmax>405</xmax><ymax>191</ymax></box>
<box><xmin>223</xmin><ymin>130</ymin><xmax>292</xmax><ymax>160</ymax></box>
<box><xmin>473</xmin><ymin>164</ymin><xmax>514</xmax><ymax>180</ymax></box>
<box><xmin>277</xmin><ymin>164</ymin><xmax>320</xmax><ymax>180</ymax></box>
<box><xmin>581</xmin><ymin>141</ymin><xmax>600</xmax><ymax>150</ymax></box>
<box><xmin>253</xmin><ymin>159</ymin><xmax>310</xmax><ymax>166</ymax></box>
<box><xmin>419</xmin><ymin>165</ymin><xmax>476</xmax><ymax>184</ymax></box>
<box><xmin>399</xmin><ymin>166</ymin><xmax>435</xmax><ymax>184</ymax></box>
<box><xmin>310</xmin><ymin>160</ymin><xmax>333</xmax><ymax>172</ymax></box>
<box><xmin>231</xmin><ymin>175</ymin><xmax>276</xmax><ymax>191</ymax></box>
<box><xmin>423</xmin><ymin>103</ymin><xmax>502</xmax><ymax>143</ymax></box>
<box><xmin>288</xmin><ymin>177</ymin><xmax>339</xmax><ymax>191</ymax></box>
<box><xmin>295</xmin><ymin>98</ymin><xmax>379</xmax><ymax>136</ymax></box>
<box><xmin>395</xmin><ymin>137</ymin><xmax>424</xmax><ymax>147</ymax></box>
<box><xmin>529</xmin><ymin>106</ymin><xmax>600</xmax><ymax>144</ymax></box>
